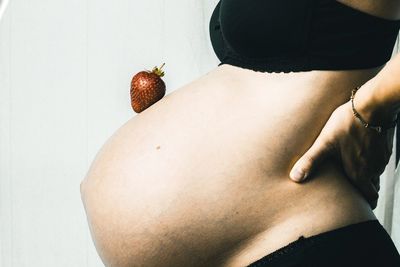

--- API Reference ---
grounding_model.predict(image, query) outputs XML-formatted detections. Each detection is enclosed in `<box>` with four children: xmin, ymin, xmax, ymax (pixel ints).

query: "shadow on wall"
<box><xmin>0</xmin><ymin>0</ymin><xmax>9</xmax><ymax>20</ymax></box>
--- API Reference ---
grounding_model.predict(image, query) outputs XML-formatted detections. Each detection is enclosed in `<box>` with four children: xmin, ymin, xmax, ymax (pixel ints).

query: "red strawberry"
<box><xmin>130</xmin><ymin>63</ymin><xmax>166</xmax><ymax>113</ymax></box>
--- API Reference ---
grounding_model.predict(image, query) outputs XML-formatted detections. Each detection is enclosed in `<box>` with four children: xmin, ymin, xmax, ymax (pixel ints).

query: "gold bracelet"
<box><xmin>350</xmin><ymin>86</ymin><xmax>397</xmax><ymax>134</ymax></box>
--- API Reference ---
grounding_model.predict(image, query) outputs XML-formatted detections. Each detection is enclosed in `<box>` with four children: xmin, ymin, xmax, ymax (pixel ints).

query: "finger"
<box><xmin>357</xmin><ymin>157</ymin><xmax>384</xmax><ymax>192</ymax></box>
<box><xmin>341</xmin><ymin>152</ymin><xmax>380</xmax><ymax>208</ymax></box>
<box><xmin>371</xmin><ymin>175</ymin><xmax>380</xmax><ymax>192</ymax></box>
<box><xmin>354</xmin><ymin>179</ymin><xmax>379</xmax><ymax>207</ymax></box>
<box><xmin>370</xmin><ymin>198</ymin><xmax>378</xmax><ymax>210</ymax></box>
<box><xmin>290</xmin><ymin>135</ymin><xmax>336</xmax><ymax>182</ymax></box>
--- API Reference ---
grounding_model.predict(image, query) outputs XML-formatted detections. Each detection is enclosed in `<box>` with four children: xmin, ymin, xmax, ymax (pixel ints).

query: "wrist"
<box><xmin>353</xmin><ymin>78</ymin><xmax>398</xmax><ymax>128</ymax></box>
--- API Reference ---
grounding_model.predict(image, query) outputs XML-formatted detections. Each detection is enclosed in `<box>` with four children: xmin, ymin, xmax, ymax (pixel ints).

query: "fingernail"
<box><xmin>291</xmin><ymin>168</ymin><xmax>305</xmax><ymax>182</ymax></box>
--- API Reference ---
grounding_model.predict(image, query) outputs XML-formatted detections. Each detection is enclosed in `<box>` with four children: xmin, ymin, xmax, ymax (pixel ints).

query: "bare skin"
<box><xmin>80</xmin><ymin>1</ymin><xmax>400</xmax><ymax>267</ymax></box>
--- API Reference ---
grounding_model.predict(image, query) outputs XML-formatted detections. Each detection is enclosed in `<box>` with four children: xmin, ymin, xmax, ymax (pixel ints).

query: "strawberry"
<box><xmin>130</xmin><ymin>63</ymin><xmax>166</xmax><ymax>113</ymax></box>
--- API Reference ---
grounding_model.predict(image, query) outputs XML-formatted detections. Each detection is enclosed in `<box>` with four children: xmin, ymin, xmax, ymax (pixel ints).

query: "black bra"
<box><xmin>209</xmin><ymin>0</ymin><xmax>400</xmax><ymax>73</ymax></box>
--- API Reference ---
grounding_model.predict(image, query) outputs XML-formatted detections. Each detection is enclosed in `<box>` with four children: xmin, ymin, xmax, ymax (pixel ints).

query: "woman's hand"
<box><xmin>289</xmin><ymin>100</ymin><xmax>395</xmax><ymax>209</ymax></box>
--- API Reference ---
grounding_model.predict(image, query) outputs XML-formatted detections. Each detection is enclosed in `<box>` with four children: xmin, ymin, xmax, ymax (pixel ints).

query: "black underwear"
<box><xmin>209</xmin><ymin>0</ymin><xmax>400</xmax><ymax>73</ymax></box>
<box><xmin>247</xmin><ymin>219</ymin><xmax>400</xmax><ymax>267</ymax></box>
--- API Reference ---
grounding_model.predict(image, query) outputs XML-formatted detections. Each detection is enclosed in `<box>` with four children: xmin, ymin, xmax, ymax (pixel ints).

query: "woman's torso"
<box><xmin>81</xmin><ymin>65</ymin><xmax>379</xmax><ymax>267</ymax></box>
<box><xmin>80</xmin><ymin>1</ymin><xmax>400</xmax><ymax>266</ymax></box>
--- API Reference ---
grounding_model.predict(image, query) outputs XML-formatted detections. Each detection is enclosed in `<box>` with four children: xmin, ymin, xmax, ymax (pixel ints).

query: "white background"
<box><xmin>0</xmin><ymin>0</ymin><xmax>399</xmax><ymax>266</ymax></box>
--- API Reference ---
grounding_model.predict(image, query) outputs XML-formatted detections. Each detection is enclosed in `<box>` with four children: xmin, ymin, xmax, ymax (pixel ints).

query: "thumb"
<box><xmin>289</xmin><ymin>134</ymin><xmax>335</xmax><ymax>182</ymax></box>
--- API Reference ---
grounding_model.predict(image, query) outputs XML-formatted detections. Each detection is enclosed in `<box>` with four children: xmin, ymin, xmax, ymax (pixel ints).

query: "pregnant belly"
<box><xmin>80</xmin><ymin>64</ymin><xmax>377</xmax><ymax>267</ymax></box>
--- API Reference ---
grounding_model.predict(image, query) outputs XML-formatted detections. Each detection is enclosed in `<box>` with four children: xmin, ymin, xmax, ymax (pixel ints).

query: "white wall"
<box><xmin>0</xmin><ymin>0</ymin><xmax>399</xmax><ymax>266</ymax></box>
<box><xmin>0</xmin><ymin>0</ymin><xmax>219</xmax><ymax>266</ymax></box>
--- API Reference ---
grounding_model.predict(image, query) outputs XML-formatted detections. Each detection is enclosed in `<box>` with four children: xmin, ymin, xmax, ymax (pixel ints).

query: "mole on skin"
<box><xmin>156</xmin><ymin>145</ymin><xmax>161</xmax><ymax>150</ymax></box>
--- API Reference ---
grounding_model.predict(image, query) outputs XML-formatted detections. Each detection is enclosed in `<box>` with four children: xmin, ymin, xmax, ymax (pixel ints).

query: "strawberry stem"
<box><xmin>152</xmin><ymin>62</ymin><xmax>166</xmax><ymax>77</ymax></box>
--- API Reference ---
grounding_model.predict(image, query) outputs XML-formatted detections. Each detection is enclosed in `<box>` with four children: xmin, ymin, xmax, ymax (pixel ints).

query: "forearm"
<box><xmin>353</xmin><ymin>53</ymin><xmax>400</xmax><ymax>127</ymax></box>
